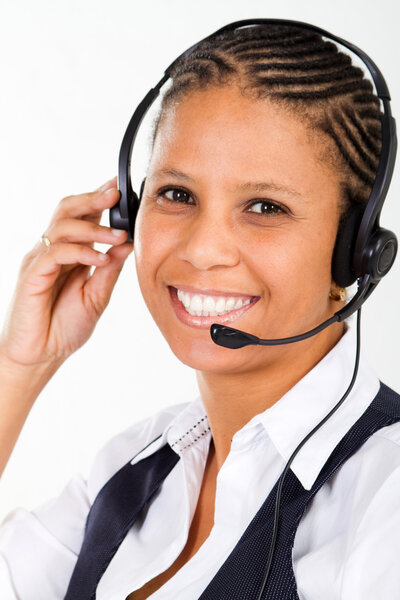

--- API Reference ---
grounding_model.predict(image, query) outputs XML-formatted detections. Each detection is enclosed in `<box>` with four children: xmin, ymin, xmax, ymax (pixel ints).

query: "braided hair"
<box><xmin>149</xmin><ymin>24</ymin><xmax>382</xmax><ymax>226</ymax></box>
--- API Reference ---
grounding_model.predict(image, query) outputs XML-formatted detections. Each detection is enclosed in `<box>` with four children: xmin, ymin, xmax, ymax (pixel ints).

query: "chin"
<box><xmin>163</xmin><ymin>331</ymin><xmax>278</xmax><ymax>374</ymax></box>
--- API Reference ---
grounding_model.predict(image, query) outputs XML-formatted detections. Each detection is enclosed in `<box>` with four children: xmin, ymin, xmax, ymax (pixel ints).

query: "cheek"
<box><xmin>247</xmin><ymin>225</ymin><xmax>336</xmax><ymax>307</ymax></box>
<box><xmin>133</xmin><ymin>208</ymin><xmax>174</xmax><ymax>305</ymax></box>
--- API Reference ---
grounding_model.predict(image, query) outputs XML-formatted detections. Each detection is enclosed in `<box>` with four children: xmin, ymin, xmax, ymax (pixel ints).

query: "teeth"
<box><xmin>191</xmin><ymin>295</ymin><xmax>203</xmax><ymax>313</ymax></box>
<box><xmin>175</xmin><ymin>288</ymin><xmax>252</xmax><ymax>317</ymax></box>
<box><xmin>203</xmin><ymin>296</ymin><xmax>215</xmax><ymax>312</ymax></box>
<box><xmin>226</xmin><ymin>297</ymin><xmax>235</xmax><ymax>311</ymax></box>
<box><xmin>215</xmin><ymin>297</ymin><xmax>226</xmax><ymax>313</ymax></box>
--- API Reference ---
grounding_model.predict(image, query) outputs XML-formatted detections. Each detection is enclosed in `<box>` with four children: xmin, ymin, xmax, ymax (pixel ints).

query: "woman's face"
<box><xmin>134</xmin><ymin>85</ymin><xmax>343</xmax><ymax>373</ymax></box>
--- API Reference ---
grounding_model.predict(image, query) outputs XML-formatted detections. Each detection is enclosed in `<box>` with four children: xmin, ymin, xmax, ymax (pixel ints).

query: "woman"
<box><xmin>0</xmin><ymin>21</ymin><xmax>399</xmax><ymax>599</ymax></box>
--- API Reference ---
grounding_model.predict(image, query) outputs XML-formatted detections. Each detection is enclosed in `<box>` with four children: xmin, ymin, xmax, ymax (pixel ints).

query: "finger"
<box><xmin>52</xmin><ymin>183</ymin><xmax>121</xmax><ymax>223</ymax></box>
<box><xmin>52</xmin><ymin>263</ymin><xmax>93</xmax><ymax>300</ymax></box>
<box><xmin>81</xmin><ymin>242</ymin><xmax>134</xmax><ymax>316</ymax></box>
<box><xmin>45</xmin><ymin>218</ymin><xmax>128</xmax><ymax>246</ymax></box>
<box><xmin>30</xmin><ymin>241</ymin><xmax>112</xmax><ymax>279</ymax></box>
<box><xmin>96</xmin><ymin>176</ymin><xmax>118</xmax><ymax>192</ymax></box>
<box><xmin>83</xmin><ymin>176</ymin><xmax>119</xmax><ymax>225</ymax></box>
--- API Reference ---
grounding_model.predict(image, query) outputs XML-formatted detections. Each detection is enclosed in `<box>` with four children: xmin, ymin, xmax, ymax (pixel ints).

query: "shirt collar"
<box><xmin>234</xmin><ymin>322</ymin><xmax>380</xmax><ymax>490</ymax></box>
<box><xmin>165</xmin><ymin>396</ymin><xmax>211</xmax><ymax>454</ymax></box>
<box><xmin>130</xmin><ymin>395</ymin><xmax>211</xmax><ymax>466</ymax></box>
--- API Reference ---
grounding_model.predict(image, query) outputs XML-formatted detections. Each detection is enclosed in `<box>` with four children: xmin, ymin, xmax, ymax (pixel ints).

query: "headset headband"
<box><xmin>111</xmin><ymin>18</ymin><xmax>397</xmax><ymax>323</ymax></box>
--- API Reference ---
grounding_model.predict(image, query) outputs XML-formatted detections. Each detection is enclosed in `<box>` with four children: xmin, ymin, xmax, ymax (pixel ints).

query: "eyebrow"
<box><xmin>148</xmin><ymin>168</ymin><xmax>302</xmax><ymax>199</ymax></box>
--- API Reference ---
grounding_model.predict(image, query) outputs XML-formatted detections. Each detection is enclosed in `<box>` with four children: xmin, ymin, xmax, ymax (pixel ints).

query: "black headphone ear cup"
<box><xmin>332</xmin><ymin>204</ymin><xmax>364</xmax><ymax>287</ymax></box>
<box><xmin>126</xmin><ymin>189</ymin><xmax>139</xmax><ymax>243</ymax></box>
<box><xmin>139</xmin><ymin>177</ymin><xmax>146</xmax><ymax>201</ymax></box>
<box><xmin>360</xmin><ymin>228</ymin><xmax>398</xmax><ymax>281</ymax></box>
<box><xmin>127</xmin><ymin>179</ymin><xmax>146</xmax><ymax>243</ymax></box>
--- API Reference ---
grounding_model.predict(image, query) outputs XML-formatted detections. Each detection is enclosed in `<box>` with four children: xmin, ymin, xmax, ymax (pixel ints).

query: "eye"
<box><xmin>154</xmin><ymin>188</ymin><xmax>286</xmax><ymax>216</ymax></box>
<box><xmin>245</xmin><ymin>200</ymin><xmax>285</xmax><ymax>216</ymax></box>
<box><xmin>157</xmin><ymin>187</ymin><xmax>194</xmax><ymax>205</ymax></box>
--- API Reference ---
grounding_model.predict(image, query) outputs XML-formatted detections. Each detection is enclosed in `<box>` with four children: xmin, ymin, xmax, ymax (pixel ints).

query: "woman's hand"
<box><xmin>0</xmin><ymin>177</ymin><xmax>133</xmax><ymax>370</ymax></box>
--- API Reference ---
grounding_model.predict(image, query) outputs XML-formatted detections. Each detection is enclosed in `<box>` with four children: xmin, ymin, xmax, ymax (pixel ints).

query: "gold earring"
<box><xmin>329</xmin><ymin>287</ymin><xmax>347</xmax><ymax>302</ymax></box>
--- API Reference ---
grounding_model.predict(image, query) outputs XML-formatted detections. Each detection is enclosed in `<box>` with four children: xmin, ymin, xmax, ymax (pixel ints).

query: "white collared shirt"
<box><xmin>1</xmin><ymin>323</ymin><xmax>400</xmax><ymax>599</ymax></box>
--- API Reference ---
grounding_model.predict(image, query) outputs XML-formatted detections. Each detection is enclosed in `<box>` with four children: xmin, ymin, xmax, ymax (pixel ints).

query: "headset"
<box><xmin>110</xmin><ymin>18</ymin><xmax>397</xmax><ymax>339</ymax></box>
<box><xmin>110</xmin><ymin>18</ymin><xmax>397</xmax><ymax>599</ymax></box>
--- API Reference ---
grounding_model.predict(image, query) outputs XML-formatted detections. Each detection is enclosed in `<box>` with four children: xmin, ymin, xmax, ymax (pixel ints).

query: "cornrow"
<box><xmin>248</xmin><ymin>54</ymin><xmax>353</xmax><ymax>73</ymax></box>
<box><xmin>225</xmin><ymin>33</ymin><xmax>321</xmax><ymax>53</ymax></box>
<box><xmin>342</xmin><ymin>108</ymin><xmax>381</xmax><ymax>156</ymax></box>
<box><xmin>234</xmin><ymin>43</ymin><xmax>340</xmax><ymax>61</ymax></box>
<box><xmin>255</xmin><ymin>68</ymin><xmax>366</xmax><ymax>89</ymax></box>
<box><xmin>151</xmin><ymin>24</ymin><xmax>383</xmax><ymax>220</ymax></box>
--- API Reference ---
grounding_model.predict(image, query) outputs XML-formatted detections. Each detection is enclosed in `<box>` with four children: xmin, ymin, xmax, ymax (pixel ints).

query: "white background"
<box><xmin>0</xmin><ymin>0</ymin><xmax>399</xmax><ymax>520</ymax></box>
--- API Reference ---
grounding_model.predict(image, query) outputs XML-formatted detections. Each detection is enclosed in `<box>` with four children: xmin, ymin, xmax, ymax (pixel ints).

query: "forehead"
<box><xmin>148</xmin><ymin>85</ymin><xmax>338</xmax><ymax>197</ymax></box>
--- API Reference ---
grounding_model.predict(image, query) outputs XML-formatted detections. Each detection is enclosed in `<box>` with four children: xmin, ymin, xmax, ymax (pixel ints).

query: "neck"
<box><xmin>196</xmin><ymin>320</ymin><xmax>346</xmax><ymax>471</ymax></box>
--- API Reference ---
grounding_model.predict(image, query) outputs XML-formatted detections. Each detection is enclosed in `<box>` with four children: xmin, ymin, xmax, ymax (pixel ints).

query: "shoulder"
<box><xmin>366</xmin><ymin>380</ymin><xmax>400</xmax><ymax>450</ymax></box>
<box><xmin>298</xmin><ymin>383</ymin><xmax>400</xmax><ymax>594</ymax></box>
<box><xmin>86</xmin><ymin>400</ymin><xmax>190</xmax><ymax>501</ymax></box>
<box><xmin>336</xmin><ymin>380</ymin><xmax>400</xmax><ymax>534</ymax></box>
<box><xmin>372</xmin><ymin>378</ymin><xmax>400</xmax><ymax>412</ymax></box>
<box><xmin>339</xmin><ymin>384</ymin><xmax>400</xmax><ymax>594</ymax></box>
<box><xmin>351</xmin><ymin>380</ymin><xmax>400</xmax><ymax>479</ymax></box>
<box><xmin>309</xmin><ymin>380</ymin><xmax>400</xmax><ymax>534</ymax></box>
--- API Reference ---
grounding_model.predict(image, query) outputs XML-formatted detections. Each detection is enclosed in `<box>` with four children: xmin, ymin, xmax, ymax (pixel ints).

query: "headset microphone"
<box><xmin>210</xmin><ymin>317</ymin><xmax>338</xmax><ymax>349</ymax></box>
<box><xmin>209</xmin><ymin>272</ymin><xmax>377</xmax><ymax>349</ymax></box>
<box><xmin>210</xmin><ymin>277</ymin><xmax>372</xmax><ymax>350</ymax></box>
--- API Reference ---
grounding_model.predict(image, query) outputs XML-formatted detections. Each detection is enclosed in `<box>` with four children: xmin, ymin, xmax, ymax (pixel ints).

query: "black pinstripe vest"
<box><xmin>65</xmin><ymin>381</ymin><xmax>400</xmax><ymax>599</ymax></box>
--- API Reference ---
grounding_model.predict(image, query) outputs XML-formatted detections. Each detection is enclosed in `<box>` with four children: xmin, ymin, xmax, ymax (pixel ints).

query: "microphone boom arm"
<box><xmin>210</xmin><ymin>275</ymin><xmax>372</xmax><ymax>349</ymax></box>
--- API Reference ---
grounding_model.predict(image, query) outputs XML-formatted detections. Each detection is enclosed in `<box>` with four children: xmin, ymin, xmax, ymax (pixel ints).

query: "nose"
<box><xmin>178</xmin><ymin>209</ymin><xmax>240</xmax><ymax>271</ymax></box>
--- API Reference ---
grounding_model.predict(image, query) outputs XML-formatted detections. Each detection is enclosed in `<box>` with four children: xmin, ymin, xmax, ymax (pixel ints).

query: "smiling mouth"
<box><xmin>168</xmin><ymin>286</ymin><xmax>260</xmax><ymax>328</ymax></box>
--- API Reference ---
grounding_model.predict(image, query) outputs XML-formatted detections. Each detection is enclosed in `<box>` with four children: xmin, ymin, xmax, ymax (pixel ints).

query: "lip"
<box><xmin>168</xmin><ymin>286</ymin><xmax>260</xmax><ymax>330</ymax></box>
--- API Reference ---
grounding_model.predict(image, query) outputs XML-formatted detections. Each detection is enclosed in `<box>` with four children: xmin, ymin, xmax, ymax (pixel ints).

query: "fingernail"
<box><xmin>112</xmin><ymin>228</ymin><xmax>125</xmax><ymax>237</ymax></box>
<box><xmin>98</xmin><ymin>177</ymin><xmax>116</xmax><ymax>192</ymax></box>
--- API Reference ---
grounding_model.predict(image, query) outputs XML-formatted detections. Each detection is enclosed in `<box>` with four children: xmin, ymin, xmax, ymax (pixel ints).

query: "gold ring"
<box><xmin>40</xmin><ymin>233</ymin><xmax>51</xmax><ymax>248</ymax></box>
